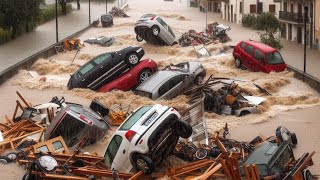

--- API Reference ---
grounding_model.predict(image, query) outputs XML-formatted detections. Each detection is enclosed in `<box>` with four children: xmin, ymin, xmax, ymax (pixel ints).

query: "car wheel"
<box><xmin>194</xmin><ymin>75</ymin><xmax>204</xmax><ymax>85</ymax></box>
<box><xmin>303</xmin><ymin>170</ymin><xmax>313</xmax><ymax>180</ymax></box>
<box><xmin>235</xmin><ymin>57</ymin><xmax>242</xmax><ymax>68</ymax></box>
<box><xmin>135</xmin><ymin>154</ymin><xmax>153</xmax><ymax>174</ymax></box>
<box><xmin>126</xmin><ymin>52</ymin><xmax>139</xmax><ymax>65</ymax></box>
<box><xmin>290</xmin><ymin>133</ymin><xmax>298</xmax><ymax>145</ymax></box>
<box><xmin>136</xmin><ymin>34</ymin><xmax>143</xmax><ymax>42</ymax></box>
<box><xmin>151</xmin><ymin>25</ymin><xmax>160</xmax><ymax>36</ymax></box>
<box><xmin>175</xmin><ymin>120</ymin><xmax>193</xmax><ymax>138</ymax></box>
<box><xmin>138</xmin><ymin>69</ymin><xmax>151</xmax><ymax>84</ymax></box>
<box><xmin>239</xmin><ymin>110</ymin><xmax>250</xmax><ymax>117</ymax></box>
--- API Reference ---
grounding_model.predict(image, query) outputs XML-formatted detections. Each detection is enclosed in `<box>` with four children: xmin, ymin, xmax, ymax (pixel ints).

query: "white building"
<box><xmin>221</xmin><ymin>0</ymin><xmax>281</xmax><ymax>24</ymax></box>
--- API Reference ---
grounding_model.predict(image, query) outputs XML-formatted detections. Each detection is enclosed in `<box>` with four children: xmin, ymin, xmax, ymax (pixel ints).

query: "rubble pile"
<box><xmin>178</xmin><ymin>23</ymin><xmax>231</xmax><ymax>47</ymax></box>
<box><xmin>109</xmin><ymin>6</ymin><xmax>129</xmax><ymax>17</ymax></box>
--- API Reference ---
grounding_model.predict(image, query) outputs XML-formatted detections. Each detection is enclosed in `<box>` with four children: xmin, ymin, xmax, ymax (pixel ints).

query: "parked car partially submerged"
<box><xmin>84</xmin><ymin>36</ymin><xmax>115</xmax><ymax>47</ymax></box>
<box><xmin>44</xmin><ymin>97</ymin><xmax>110</xmax><ymax>148</ymax></box>
<box><xmin>104</xmin><ymin>104</ymin><xmax>192</xmax><ymax>174</ymax></box>
<box><xmin>233</xmin><ymin>40</ymin><xmax>287</xmax><ymax>73</ymax></box>
<box><xmin>135</xmin><ymin>62</ymin><xmax>206</xmax><ymax>100</ymax></box>
<box><xmin>101</xmin><ymin>14</ymin><xmax>113</xmax><ymax>27</ymax></box>
<box><xmin>134</xmin><ymin>14</ymin><xmax>176</xmax><ymax>46</ymax></box>
<box><xmin>98</xmin><ymin>58</ymin><xmax>158</xmax><ymax>92</ymax></box>
<box><xmin>67</xmin><ymin>46</ymin><xmax>145</xmax><ymax>90</ymax></box>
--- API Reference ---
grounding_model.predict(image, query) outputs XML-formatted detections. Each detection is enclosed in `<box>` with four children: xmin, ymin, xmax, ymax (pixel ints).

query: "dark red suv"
<box><xmin>233</xmin><ymin>40</ymin><xmax>286</xmax><ymax>73</ymax></box>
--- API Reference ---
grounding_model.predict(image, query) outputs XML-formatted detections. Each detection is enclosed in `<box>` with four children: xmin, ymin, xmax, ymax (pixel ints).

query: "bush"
<box><xmin>242</xmin><ymin>14</ymin><xmax>257</xmax><ymax>28</ymax></box>
<box><xmin>0</xmin><ymin>27</ymin><xmax>13</xmax><ymax>45</ymax></box>
<box><xmin>38</xmin><ymin>4</ymin><xmax>73</xmax><ymax>25</ymax></box>
<box><xmin>260</xmin><ymin>34</ymin><xmax>283</xmax><ymax>50</ymax></box>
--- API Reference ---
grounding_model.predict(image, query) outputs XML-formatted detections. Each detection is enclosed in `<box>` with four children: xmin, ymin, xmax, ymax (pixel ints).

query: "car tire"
<box><xmin>175</xmin><ymin>120</ymin><xmax>193</xmax><ymax>138</ymax></box>
<box><xmin>151</xmin><ymin>25</ymin><xmax>160</xmax><ymax>36</ymax></box>
<box><xmin>239</xmin><ymin>110</ymin><xmax>250</xmax><ymax>117</ymax></box>
<box><xmin>135</xmin><ymin>154</ymin><xmax>153</xmax><ymax>174</ymax></box>
<box><xmin>303</xmin><ymin>170</ymin><xmax>313</xmax><ymax>180</ymax></box>
<box><xmin>290</xmin><ymin>132</ymin><xmax>298</xmax><ymax>145</ymax></box>
<box><xmin>126</xmin><ymin>52</ymin><xmax>140</xmax><ymax>66</ymax></box>
<box><xmin>138</xmin><ymin>68</ymin><xmax>151</xmax><ymax>84</ymax></box>
<box><xmin>194</xmin><ymin>75</ymin><xmax>204</xmax><ymax>85</ymax></box>
<box><xmin>235</xmin><ymin>57</ymin><xmax>242</xmax><ymax>68</ymax></box>
<box><xmin>136</xmin><ymin>34</ymin><xmax>143</xmax><ymax>42</ymax></box>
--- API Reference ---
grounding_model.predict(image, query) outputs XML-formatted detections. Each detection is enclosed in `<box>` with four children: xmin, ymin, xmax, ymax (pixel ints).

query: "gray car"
<box><xmin>134</xmin><ymin>14</ymin><xmax>176</xmax><ymax>46</ymax></box>
<box><xmin>135</xmin><ymin>62</ymin><xmax>206</xmax><ymax>100</ymax></box>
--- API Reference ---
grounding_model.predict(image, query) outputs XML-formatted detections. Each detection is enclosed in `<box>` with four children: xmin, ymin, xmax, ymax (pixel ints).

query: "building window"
<box><xmin>240</xmin><ymin>2</ymin><xmax>243</xmax><ymax>13</ymax></box>
<box><xmin>269</xmin><ymin>4</ymin><xmax>276</xmax><ymax>13</ymax></box>
<box><xmin>250</xmin><ymin>4</ymin><xmax>257</xmax><ymax>14</ymax></box>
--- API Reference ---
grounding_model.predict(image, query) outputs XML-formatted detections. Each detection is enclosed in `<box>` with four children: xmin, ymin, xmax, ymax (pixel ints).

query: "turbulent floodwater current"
<box><xmin>1</xmin><ymin>0</ymin><xmax>320</xmax><ymax>178</ymax></box>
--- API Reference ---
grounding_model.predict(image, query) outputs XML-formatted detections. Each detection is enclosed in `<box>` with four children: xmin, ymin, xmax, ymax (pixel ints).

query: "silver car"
<box><xmin>134</xmin><ymin>14</ymin><xmax>176</xmax><ymax>46</ymax></box>
<box><xmin>135</xmin><ymin>62</ymin><xmax>206</xmax><ymax>100</ymax></box>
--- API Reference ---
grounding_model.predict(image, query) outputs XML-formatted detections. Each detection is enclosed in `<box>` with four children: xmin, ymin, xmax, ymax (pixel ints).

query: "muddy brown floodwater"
<box><xmin>1</xmin><ymin>0</ymin><xmax>320</xmax><ymax>178</ymax></box>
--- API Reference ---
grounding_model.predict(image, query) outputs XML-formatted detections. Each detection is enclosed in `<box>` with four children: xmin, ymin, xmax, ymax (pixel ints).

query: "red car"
<box><xmin>98</xmin><ymin>59</ymin><xmax>158</xmax><ymax>92</ymax></box>
<box><xmin>233</xmin><ymin>40</ymin><xmax>287</xmax><ymax>73</ymax></box>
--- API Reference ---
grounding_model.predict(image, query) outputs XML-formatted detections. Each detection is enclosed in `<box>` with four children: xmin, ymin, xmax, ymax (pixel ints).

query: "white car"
<box><xmin>104</xmin><ymin>104</ymin><xmax>192</xmax><ymax>174</ymax></box>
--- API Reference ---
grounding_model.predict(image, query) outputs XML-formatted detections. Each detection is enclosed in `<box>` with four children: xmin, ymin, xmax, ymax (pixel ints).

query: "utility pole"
<box><xmin>303</xmin><ymin>5</ymin><xmax>308</xmax><ymax>73</ymax></box>
<box><xmin>106</xmin><ymin>0</ymin><xmax>108</xmax><ymax>13</ymax></box>
<box><xmin>206</xmin><ymin>1</ymin><xmax>208</xmax><ymax>28</ymax></box>
<box><xmin>89</xmin><ymin>0</ymin><xmax>91</xmax><ymax>25</ymax></box>
<box><xmin>55</xmin><ymin>0</ymin><xmax>58</xmax><ymax>43</ymax></box>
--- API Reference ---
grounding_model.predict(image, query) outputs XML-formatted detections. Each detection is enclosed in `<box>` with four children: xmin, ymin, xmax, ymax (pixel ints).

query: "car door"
<box><xmin>243</xmin><ymin>45</ymin><xmax>254</xmax><ymax>71</ymax></box>
<box><xmin>158</xmin><ymin>74</ymin><xmax>186</xmax><ymax>100</ymax></box>
<box><xmin>78</xmin><ymin>62</ymin><xmax>96</xmax><ymax>87</ymax></box>
<box><xmin>251</xmin><ymin>48</ymin><xmax>266</xmax><ymax>72</ymax></box>
<box><xmin>104</xmin><ymin>135</ymin><xmax>124</xmax><ymax>170</ymax></box>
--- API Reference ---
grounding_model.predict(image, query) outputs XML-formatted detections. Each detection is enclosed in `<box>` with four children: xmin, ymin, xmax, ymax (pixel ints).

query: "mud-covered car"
<box><xmin>104</xmin><ymin>104</ymin><xmax>192</xmax><ymax>174</ymax></box>
<box><xmin>134</xmin><ymin>14</ymin><xmax>176</xmax><ymax>46</ymax></box>
<box><xmin>135</xmin><ymin>62</ymin><xmax>206</xmax><ymax>100</ymax></box>
<box><xmin>67</xmin><ymin>46</ymin><xmax>145</xmax><ymax>90</ymax></box>
<box><xmin>98</xmin><ymin>58</ymin><xmax>158</xmax><ymax>92</ymax></box>
<box><xmin>44</xmin><ymin>97</ymin><xmax>110</xmax><ymax>148</ymax></box>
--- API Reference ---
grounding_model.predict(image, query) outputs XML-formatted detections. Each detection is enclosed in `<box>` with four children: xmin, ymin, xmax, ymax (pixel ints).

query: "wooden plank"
<box><xmin>253</xmin><ymin>164</ymin><xmax>260</xmax><ymax>179</ymax></box>
<box><xmin>16</xmin><ymin>91</ymin><xmax>31</xmax><ymax>108</ymax></box>
<box><xmin>242</xmin><ymin>164</ymin><xmax>251</xmax><ymax>180</ymax></box>
<box><xmin>249</xmin><ymin>164</ymin><xmax>257</xmax><ymax>180</ymax></box>
<box><xmin>214</xmin><ymin>132</ymin><xmax>227</xmax><ymax>154</ymax></box>
<box><xmin>5</xmin><ymin>115</ymin><xmax>14</xmax><ymax>125</ymax></box>
<box><xmin>191</xmin><ymin>163</ymin><xmax>222</xmax><ymax>180</ymax></box>
<box><xmin>129</xmin><ymin>171</ymin><xmax>143</xmax><ymax>180</ymax></box>
<box><xmin>220</xmin><ymin>159</ymin><xmax>232</xmax><ymax>179</ymax></box>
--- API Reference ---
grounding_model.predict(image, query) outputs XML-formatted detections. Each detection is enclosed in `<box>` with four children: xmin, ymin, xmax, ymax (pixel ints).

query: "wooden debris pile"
<box><xmin>109</xmin><ymin>5</ymin><xmax>129</xmax><ymax>17</ymax></box>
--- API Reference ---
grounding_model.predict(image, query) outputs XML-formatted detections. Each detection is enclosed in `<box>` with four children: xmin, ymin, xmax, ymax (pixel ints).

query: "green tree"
<box><xmin>255</xmin><ymin>12</ymin><xmax>283</xmax><ymax>50</ymax></box>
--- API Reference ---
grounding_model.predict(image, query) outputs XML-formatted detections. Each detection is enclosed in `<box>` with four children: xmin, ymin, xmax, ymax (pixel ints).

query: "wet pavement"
<box><xmin>0</xmin><ymin>1</ymin><xmax>118</xmax><ymax>73</ymax></box>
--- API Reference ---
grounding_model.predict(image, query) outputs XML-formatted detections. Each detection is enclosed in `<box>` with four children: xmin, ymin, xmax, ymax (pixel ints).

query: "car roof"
<box><xmin>140</xmin><ymin>14</ymin><xmax>157</xmax><ymax>18</ymax></box>
<box><xmin>136</xmin><ymin>70</ymin><xmax>183</xmax><ymax>92</ymax></box>
<box><xmin>242</xmin><ymin>40</ymin><xmax>276</xmax><ymax>52</ymax></box>
<box><xmin>243</xmin><ymin>141</ymin><xmax>284</xmax><ymax>166</ymax></box>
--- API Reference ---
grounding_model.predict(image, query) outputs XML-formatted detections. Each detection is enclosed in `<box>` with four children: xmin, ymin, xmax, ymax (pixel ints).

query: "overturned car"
<box><xmin>134</xmin><ymin>14</ymin><xmax>177</xmax><ymax>46</ymax></box>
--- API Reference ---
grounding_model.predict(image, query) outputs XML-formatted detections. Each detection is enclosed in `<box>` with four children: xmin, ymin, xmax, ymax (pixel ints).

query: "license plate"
<box><xmin>143</xmin><ymin>112</ymin><xmax>158</xmax><ymax>126</ymax></box>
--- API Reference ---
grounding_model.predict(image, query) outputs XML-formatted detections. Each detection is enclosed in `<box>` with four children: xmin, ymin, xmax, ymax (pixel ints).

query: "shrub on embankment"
<box><xmin>38</xmin><ymin>3</ymin><xmax>73</xmax><ymax>25</ymax></box>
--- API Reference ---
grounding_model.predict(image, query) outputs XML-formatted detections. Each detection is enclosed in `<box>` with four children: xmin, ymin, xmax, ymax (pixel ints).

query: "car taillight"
<box><xmin>80</xmin><ymin>115</ymin><xmax>86</xmax><ymax>121</ymax></box>
<box><xmin>125</xmin><ymin>130</ymin><xmax>136</xmax><ymax>142</ymax></box>
<box><xmin>80</xmin><ymin>115</ymin><xmax>93</xmax><ymax>125</ymax></box>
<box><xmin>150</xmin><ymin>16</ymin><xmax>155</xmax><ymax>20</ymax></box>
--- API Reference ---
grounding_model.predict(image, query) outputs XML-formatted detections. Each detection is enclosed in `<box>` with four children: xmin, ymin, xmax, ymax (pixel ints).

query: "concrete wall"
<box><xmin>316</xmin><ymin>0</ymin><xmax>320</xmax><ymax>48</ymax></box>
<box><xmin>0</xmin><ymin>26</ymin><xmax>91</xmax><ymax>86</ymax></box>
<box><xmin>221</xmin><ymin>0</ymin><xmax>280</xmax><ymax>24</ymax></box>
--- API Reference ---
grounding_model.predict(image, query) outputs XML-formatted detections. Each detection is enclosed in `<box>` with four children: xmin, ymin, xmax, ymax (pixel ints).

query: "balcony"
<box><xmin>279</xmin><ymin>11</ymin><xmax>309</xmax><ymax>24</ymax></box>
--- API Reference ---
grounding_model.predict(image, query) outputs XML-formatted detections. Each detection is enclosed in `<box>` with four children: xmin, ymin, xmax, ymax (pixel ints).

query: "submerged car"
<box><xmin>98</xmin><ymin>59</ymin><xmax>158</xmax><ymax>92</ymax></box>
<box><xmin>233</xmin><ymin>40</ymin><xmax>287</xmax><ymax>73</ymax></box>
<box><xmin>104</xmin><ymin>104</ymin><xmax>192</xmax><ymax>174</ymax></box>
<box><xmin>44</xmin><ymin>97</ymin><xmax>110</xmax><ymax>148</ymax></box>
<box><xmin>135</xmin><ymin>62</ymin><xmax>206</xmax><ymax>100</ymax></box>
<box><xmin>134</xmin><ymin>14</ymin><xmax>176</xmax><ymax>46</ymax></box>
<box><xmin>67</xmin><ymin>46</ymin><xmax>145</xmax><ymax>90</ymax></box>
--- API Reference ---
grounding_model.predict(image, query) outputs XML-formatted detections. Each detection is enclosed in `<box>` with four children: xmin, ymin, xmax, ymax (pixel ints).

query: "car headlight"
<box><xmin>37</xmin><ymin>155</ymin><xmax>58</xmax><ymax>172</ymax></box>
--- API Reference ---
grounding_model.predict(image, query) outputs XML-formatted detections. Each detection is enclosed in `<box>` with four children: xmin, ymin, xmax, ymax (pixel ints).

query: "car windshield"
<box><xmin>265</xmin><ymin>51</ymin><xmax>284</xmax><ymax>64</ymax></box>
<box><xmin>119</xmin><ymin>106</ymin><xmax>152</xmax><ymax>130</ymax></box>
<box><xmin>50</xmin><ymin>114</ymin><xmax>88</xmax><ymax>147</ymax></box>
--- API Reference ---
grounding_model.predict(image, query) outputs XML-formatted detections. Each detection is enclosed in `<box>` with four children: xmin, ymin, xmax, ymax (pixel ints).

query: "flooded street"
<box><xmin>0</xmin><ymin>0</ymin><xmax>320</xmax><ymax>178</ymax></box>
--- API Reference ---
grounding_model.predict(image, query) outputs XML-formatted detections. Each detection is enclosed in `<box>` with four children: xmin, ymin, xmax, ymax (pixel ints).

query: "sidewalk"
<box><xmin>0</xmin><ymin>1</ymin><xmax>116</xmax><ymax>73</ymax></box>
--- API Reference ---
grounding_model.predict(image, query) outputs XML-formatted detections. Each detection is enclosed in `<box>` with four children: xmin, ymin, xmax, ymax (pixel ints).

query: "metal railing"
<box><xmin>180</xmin><ymin>92</ymin><xmax>208</xmax><ymax>145</ymax></box>
<box><xmin>279</xmin><ymin>11</ymin><xmax>309</xmax><ymax>24</ymax></box>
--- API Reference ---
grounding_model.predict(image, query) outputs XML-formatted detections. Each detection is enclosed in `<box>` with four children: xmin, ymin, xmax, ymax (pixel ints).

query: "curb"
<box><xmin>287</xmin><ymin>65</ymin><xmax>320</xmax><ymax>93</ymax></box>
<box><xmin>0</xmin><ymin>25</ymin><xmax>91</xmax><ymax>86</ymax></box>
